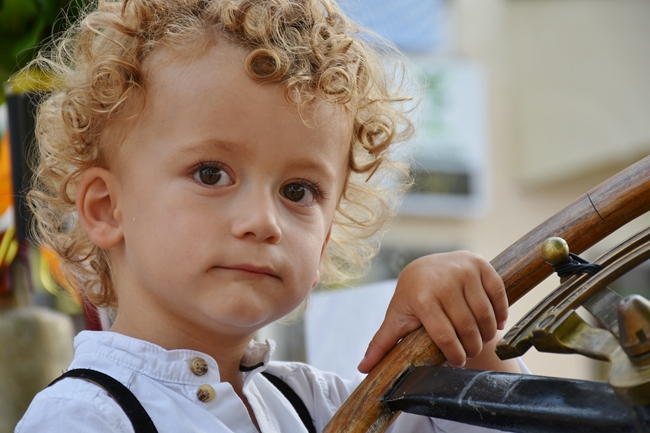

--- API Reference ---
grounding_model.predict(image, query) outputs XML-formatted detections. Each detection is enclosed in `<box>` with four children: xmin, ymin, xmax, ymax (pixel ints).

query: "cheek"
<box><xmin>288</xmin><ymin>232</ymin><xmax>327</xmax><ymax>284</ymax></box>
<box><xmin>121</xmin><ymin>194</ymin><xmax>202</xmax><ymax>265</ymax></box>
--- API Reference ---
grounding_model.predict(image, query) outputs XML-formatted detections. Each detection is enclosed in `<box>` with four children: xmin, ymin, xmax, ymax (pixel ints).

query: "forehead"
<box><xmin>118</xmin><ymin>40</ymin><xmax>352</xmax><ymax>175</ymax></box>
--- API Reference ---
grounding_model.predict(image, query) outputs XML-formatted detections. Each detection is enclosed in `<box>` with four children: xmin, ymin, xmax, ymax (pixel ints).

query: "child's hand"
<box><xmin>357</xmin><ymin>251</ymin><xmax>508</xmax><ymax>373</ymax></box>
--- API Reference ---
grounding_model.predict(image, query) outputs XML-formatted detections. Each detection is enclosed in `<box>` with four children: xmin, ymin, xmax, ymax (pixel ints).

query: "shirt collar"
<box><xmin>73</xmin><ymin>331</ymin><xmax>276</xmax><ymax>385</ymax></box>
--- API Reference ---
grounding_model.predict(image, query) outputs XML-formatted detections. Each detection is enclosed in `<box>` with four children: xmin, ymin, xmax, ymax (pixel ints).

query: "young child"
<box><xmin>17</xmin><ymin>0</ymin><xmax>521</xmax><ymax>431</ymax></box>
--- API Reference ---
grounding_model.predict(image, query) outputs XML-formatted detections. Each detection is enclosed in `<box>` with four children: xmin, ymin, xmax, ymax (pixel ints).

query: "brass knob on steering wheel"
<box><xmin>541</xmin><ymin>237</ymin><xmax>570</xmax><ymax>266</ymax></box>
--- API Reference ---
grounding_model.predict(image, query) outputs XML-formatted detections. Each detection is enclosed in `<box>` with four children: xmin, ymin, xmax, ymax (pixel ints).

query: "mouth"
<box><xmin>219</xmin><ymin>264</ymin><xmax>280</xmax><ymax>279</ymax></box>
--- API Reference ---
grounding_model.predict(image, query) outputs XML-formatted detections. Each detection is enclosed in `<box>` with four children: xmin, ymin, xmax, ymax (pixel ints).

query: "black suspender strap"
<box><xmin>49</xmin><ymin>368</ymin><xmax>315</xmax><ymax>433</ymax></box>
<box><xmin>48</xmin><ymin>368</ymin><xmax>158</xmax><ymax>433</ymax></box>
<box><xmin>262</xmin><ymin>372</ymin><xmax>317</xmax><ymax>433</ymax></box>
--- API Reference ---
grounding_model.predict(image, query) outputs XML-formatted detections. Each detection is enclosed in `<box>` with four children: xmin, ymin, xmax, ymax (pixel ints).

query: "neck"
<box><xmin>110</xmin><ymin>307</ymin><xmax>257</xmax><ymax>394</ymax></box>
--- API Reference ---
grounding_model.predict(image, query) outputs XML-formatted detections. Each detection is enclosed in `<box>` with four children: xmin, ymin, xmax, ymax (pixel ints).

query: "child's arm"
<box><xmin>357</xmin><ymin>251</ymin><xmax>520</xmax><ymax>373</ymax></box>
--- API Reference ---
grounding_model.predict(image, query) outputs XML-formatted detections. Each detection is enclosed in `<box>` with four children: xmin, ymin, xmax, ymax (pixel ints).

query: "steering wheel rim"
<box><xmin>323</xmin><ymin>155</ymin><xmax>650</xmax><ymax>433</ymax></box>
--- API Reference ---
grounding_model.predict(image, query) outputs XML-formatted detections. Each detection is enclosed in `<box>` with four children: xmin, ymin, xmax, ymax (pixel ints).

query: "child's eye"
<box><xmin>193</xmin><ymin>165</ymin><xmax>232</xmax><ymax>186</ymax></box>
<box><xmin>281</xmin><ymin>182</ymin><xmax>317</xmax><ymax>204</ymax></box>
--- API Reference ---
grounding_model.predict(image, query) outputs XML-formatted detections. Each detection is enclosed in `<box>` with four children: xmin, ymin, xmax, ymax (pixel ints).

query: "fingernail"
<box><xmin>357</xmin><ymin>356</ymin><xmax>366</xmax><ymax>370</ymax></box>
<box><xmin>498</xmin><ymin>320</ymin><xmax>507</xmax><ymax>330</ymax></box>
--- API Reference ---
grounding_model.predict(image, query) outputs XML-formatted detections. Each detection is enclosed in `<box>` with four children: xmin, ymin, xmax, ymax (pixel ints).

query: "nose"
<box><xmin>230</xmin><ymin>187</ymin><xmax>282</xmax><ymax>244</ymax></box>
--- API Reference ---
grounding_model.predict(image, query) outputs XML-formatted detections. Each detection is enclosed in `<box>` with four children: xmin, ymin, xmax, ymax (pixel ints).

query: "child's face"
<box><xmin>107</xmin><ymin>43</ymin><xmax>351</xmax><ymax>342</ymax></box>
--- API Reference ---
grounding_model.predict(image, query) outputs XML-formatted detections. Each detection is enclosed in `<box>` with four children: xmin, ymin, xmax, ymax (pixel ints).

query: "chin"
<box><xmin>213</xmin><ymin>311</ymin><xmax>275</xmax><ymax>333</ymax></box>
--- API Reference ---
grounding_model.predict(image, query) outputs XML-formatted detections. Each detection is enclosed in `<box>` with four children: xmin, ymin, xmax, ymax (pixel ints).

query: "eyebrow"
<box><xmin>284</xmin><ymin>157</ymin><xmax>337</xmax><ymax>181</ymax></box>
<box><xmin>172</xmin><ymin>138</ymin><xmax>250</xmax><ymax>159</ymax></box>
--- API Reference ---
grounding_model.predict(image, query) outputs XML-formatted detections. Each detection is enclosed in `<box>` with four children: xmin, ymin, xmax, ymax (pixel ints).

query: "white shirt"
<box><xmin>16</xmin><ymin>331</ymin><xmax>509</xmax><ymax>433</ymax></box>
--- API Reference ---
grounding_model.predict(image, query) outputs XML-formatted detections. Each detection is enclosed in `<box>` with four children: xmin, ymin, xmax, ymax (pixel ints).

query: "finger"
<box><xmin>421</xmin><ymin>302</ymin><xmax>468</xmax><ymax>367</ymax></box>
<box><xmin>414</xmin><ymin>275</ymin><xmax>482</xmax><ymax>364</ymax></box>
<box><xmin>357</xmin><ymin>307</ymin><xmax>420</xmax><ymax>373</ymax></box>
<box><xmin>464</xmin><ymin>276</ymin><xmax>497</xmax><ymax>343</ymax></box>
<box><xmin>443</xmin><ymin>297</ymin><xmax>483</xmax><ymax>361</ymax></box>
<box><xmin>480</xmin><ymin>262</ymin><xmax>509</xmax><ymax>330</ymax></box>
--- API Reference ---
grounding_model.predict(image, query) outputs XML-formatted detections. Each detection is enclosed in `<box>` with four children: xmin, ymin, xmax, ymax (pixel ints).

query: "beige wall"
<box><xmin>383</xmin><ymin>0</ymin><xmax>650</xmax><ymax>380</ymax></box>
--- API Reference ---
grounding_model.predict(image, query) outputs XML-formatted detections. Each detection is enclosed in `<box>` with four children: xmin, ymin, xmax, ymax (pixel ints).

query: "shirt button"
<box><xmin>190</xmin><ymin>357</ymin><xmax>208</xmax><ymax>376</ymax></box>
<box><xmin>197</xmin><ymin>384</ymin><xmax>215</xmax><ymax>403</ymax></box>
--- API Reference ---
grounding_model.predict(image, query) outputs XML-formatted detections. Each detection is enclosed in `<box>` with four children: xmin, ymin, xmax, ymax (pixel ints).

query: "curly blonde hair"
<box><xmin>27</xmin><ymin>0</ymin><xmax>414</xmax><ymax>308</ymax></box>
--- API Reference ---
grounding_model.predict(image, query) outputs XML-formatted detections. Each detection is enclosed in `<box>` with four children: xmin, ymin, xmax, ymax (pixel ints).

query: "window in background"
<box><xmin>402</xmin><ymin>59</ymin><xmax>489</xmax><ymax>218</ymax></box>
<box><xmin>340</xmin><ymin>0</ymin><xmax>490</xmax><ymax>218</ymax></box>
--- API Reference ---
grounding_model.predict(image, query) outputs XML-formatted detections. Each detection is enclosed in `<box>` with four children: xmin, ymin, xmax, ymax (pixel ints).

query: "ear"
<box><xmin>76</xmin><ymin>167</ymin><xmax>123</xmax><ymax>249</ymax></box>
<box><xmin>312</xmin><ymin>226</ymin><xmax>333</xmax><ymax>288</ymax></box>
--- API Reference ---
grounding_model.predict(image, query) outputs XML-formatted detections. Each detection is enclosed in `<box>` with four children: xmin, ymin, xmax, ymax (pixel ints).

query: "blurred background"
<box><xmin>1</xmin><ymin>0</ymin><xmax>650</xmax><ymax>431</ymax></box>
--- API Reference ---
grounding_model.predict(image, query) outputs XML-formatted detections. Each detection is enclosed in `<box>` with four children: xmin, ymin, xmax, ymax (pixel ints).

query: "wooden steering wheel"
<box><xmin>323</xmin><ymin>155</ymin><xmax>650</xmax><ymax>433</ymax></box>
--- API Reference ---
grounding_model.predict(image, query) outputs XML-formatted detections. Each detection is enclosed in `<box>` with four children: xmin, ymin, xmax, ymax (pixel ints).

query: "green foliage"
<box><xmin>0</xmin><ymin>0</ymin><xmax>80</xmax><ymax>104</ymax></box>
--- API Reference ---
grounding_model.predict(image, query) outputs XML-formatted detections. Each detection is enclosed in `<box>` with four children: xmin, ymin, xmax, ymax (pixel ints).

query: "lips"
<box><xmin>221</xmin><ymin>264</ymin><xmax>280</xmax><ymax>279</ymax></box>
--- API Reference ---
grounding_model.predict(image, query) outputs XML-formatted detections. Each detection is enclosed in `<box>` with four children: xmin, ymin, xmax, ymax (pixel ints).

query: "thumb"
<box><xmin>357</xmin><ymin>310</ymin><xmax>420</xmax><ymax>374</ymax></box>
